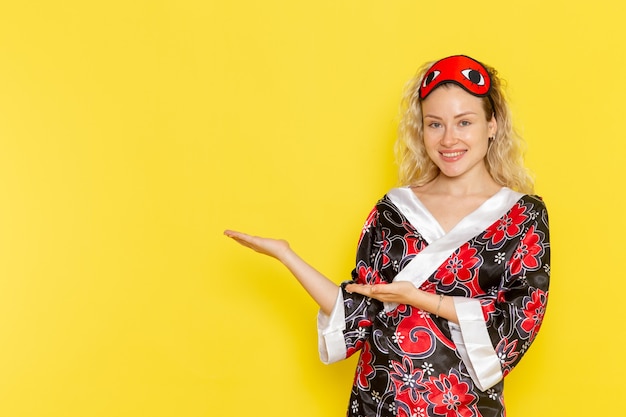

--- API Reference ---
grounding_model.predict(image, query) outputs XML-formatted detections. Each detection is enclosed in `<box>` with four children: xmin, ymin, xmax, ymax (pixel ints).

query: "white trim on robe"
<box><xmin>317</xmin><ymin>291</ymin><xmax>347</xmax><ymax>364</ymax></box>
<box><xmin>450</xmin><ymin>297</ymin><xmax>504</xmax><ymax>391</ymax></box>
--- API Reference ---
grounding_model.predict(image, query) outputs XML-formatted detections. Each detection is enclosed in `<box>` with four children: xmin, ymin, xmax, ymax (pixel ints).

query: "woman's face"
<box><xmin>421</xmin><ymin>84</ymin><xmax>497</xmax><ymax>180</ymax></box>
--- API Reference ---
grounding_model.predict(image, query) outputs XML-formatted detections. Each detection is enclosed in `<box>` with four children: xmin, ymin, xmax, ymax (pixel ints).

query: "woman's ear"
<box><xmin>488</xmin><ymin>115</ymin><xmax>498</xmax><ymax>137</ymax></box>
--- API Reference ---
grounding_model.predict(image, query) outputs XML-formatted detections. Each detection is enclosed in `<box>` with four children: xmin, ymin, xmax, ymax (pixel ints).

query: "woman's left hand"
<box><xmin>345</xmin><ymin>281</ymin><xmax>418</xmax><ymax>305</ymax></box>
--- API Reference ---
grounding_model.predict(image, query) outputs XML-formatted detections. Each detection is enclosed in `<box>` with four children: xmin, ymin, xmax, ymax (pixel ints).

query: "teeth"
<box><xmin>442</xmin><ymin>151</ymin><xmax>464</xmax><ymax>157</ymax></box>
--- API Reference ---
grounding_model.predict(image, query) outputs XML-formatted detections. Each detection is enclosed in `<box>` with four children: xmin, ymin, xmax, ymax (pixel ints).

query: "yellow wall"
<box><xmin>0</xmin><ymin>1</ymin><xmax>623</xmax><ymax>416</ymax></box>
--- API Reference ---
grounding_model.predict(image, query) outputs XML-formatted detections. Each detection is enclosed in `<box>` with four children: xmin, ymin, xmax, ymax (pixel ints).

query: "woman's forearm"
<box><xmin>278</xmin><ymin>248</ymin><xmax>339</xmax><ymax>316</ymax></box>
<box><xmin>411</xmin><ymin>289</ymin><xmax>459</xmax><ymax>324</ymax></box>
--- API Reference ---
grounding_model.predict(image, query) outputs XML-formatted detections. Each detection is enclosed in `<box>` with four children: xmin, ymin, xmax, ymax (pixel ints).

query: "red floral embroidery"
<box><xmin>496</xmin><ymin>337</ymin><xmax>519</xmax><ymax>370</ymax></box>
<box><xmin>396</xmin><ymin>317</ymin><xmax>435</xmax><ymax>356</ymax></box>
<box><xmin>484</xmin><ymin>203</ymin><xmax>528</xmax><ymax>247</ymax></box>
<box><xmin>355</xmin><ymin>342</ymin><xmax>375</xmax><ymax>390</ymax></box>
<box><xmin>520</xmin><ymin>289</ymin><xmax>548</xmax><ymax>339</ymax></box>
<box><xmin>356</xmin><ymin>264</ymin><xmax>382</xmax><ymax>285</ymax></box>
<box><xmin>435</xmin><ymin>244</ymin><xmax>481</xmax><ymax>286</ymax></box>
<box><xmin>387</xmin><ymin>302</ymin><xmax>409</xmax><ymax>320</ymax></box>
<box><xmin>390</xmin><ymin>356</ymin><xmax>426</xmax><ymax>404</ymax></box>
<box><xmin>508</xmin><ymin>225</ymin><xmax>544</xmax><ymax>275</ymax></box>
<box><xmin>381</xmin><ymin>229</ymin><xmax>392</xmax><ymax>266</ymax></box>
<box><xmin>425</xmin><ymin>370</ymin><xmax>477</xmax><ymax>417</ymax></box>
<box><xmin>405</xmin><ymin>229</ymin><xmax>426</xmax><ymax>256</ymax></box>
<box><xmin>479</xmin><ymin>299</ymin><xmax>496</xmax><ymax>321</ymax></box>
<box><xmin>346</xmin><ymin>340</ymin><xmax>364</xmax><ymax>357</ymax></box>
<box><xmin>358</xmin><ymin>319</ymin><xmax>372</xmax><ymax>327</ymax></box>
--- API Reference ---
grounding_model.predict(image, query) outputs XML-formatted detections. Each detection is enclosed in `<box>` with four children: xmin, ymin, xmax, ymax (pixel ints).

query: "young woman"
<box><xmin>225</xmin><ymin>55</ymin><xmax>550</xmax><ymax>417</ymax></box>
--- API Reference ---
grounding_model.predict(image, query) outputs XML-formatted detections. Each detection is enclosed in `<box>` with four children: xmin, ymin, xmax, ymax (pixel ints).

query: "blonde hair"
<box><xmin>395</xmin><ymin>59</ymin><xmax>534</xmax><ymax>194</ymax></box>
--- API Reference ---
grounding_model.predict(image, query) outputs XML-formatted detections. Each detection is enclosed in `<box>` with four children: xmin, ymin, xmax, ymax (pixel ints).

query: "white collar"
<box><xmin>383</xmin><ymin>186</ymin><xmax>524</xmax><ymax>312</ymax></box>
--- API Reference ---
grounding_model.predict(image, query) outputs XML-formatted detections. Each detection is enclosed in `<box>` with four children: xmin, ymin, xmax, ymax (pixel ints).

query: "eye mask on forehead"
<box><xmin>419</xmin><ymin>55</ymin><xmax>492</xmax><ymax>99</ymax></box>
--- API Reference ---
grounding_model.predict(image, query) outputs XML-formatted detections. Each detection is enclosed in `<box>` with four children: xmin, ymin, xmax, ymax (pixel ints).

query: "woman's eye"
<box><xmin>429</xmin><ymin>122</ymin><xmax>441</xmax><ymax>128</ymax></box>
<box><xmin>460</xmin><ymin>120</ymin><xmax>471</xmax><ymax>126</ymax></box>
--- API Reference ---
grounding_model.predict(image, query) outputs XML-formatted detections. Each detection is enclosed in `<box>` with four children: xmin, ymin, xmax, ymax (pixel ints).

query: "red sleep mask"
<box><xmin>419</xmin><ymin>55</ymin><xmax>491</xmax><ymax>99</ymax></box>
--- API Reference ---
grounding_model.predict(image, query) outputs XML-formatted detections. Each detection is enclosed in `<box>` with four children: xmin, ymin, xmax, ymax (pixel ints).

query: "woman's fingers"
<box><xmin>345</xmin><ymin>283</ymin><xmax>374</xmax><ymax>296</ymax></box>
<box><xmin>223</xmin><ymin>229</ymin><xmax>251</xmax><ymax>242</ymax></box>
<box><xmin>224</xmin><ymin>230</ymin><xmax>255</xmax><ymax>248</ymax></box>
<box><xmin>224</xmin><ymin>229</ymin><xmax>290</xmax><ymax>259</ymax></box>
<box><xmin>345</xmin><ymin>282</ymin><xmax>417</xmax><ymax>304</ymax></box>
<box><xmin>225</xmin><ymin>230</ymin><xmax>263</xmax><ymax>251</ymax></box>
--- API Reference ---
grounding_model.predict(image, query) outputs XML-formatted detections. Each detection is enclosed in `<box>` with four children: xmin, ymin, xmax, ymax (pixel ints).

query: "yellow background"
<box><xmin>0</xmin><ymin>1</ymin><xmax>622</xmax><ymax>416</ymax></box>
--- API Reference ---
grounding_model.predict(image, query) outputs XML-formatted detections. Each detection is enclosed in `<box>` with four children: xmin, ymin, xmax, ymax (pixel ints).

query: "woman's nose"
<box><xmin>440</xmin><ymin>127</ymin><xmax>458</xmax><ymax>146</ymax></box>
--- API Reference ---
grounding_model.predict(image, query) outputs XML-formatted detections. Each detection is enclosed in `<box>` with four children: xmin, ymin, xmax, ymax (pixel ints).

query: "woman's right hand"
<box><xmin>224</xmin><ymin>229</ymin><xmax>339</xmax><ymax>315</ymax></box>
<box><xmin>223</xmin><ymin>230</ymin><xmax>291</xmax><ymax>260</ymax></box>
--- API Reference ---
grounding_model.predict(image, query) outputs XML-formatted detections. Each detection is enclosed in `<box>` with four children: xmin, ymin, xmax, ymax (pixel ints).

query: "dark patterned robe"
<box><xmin>317</xmin><ymin>187</ymin><xmax>550</xmax><ymax>417</ymax></box>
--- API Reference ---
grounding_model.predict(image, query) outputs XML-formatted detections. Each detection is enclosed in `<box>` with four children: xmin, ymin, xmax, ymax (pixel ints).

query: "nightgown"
<box><xmin>318</xmin><ymin>187</ymin><xmax>550</xmax><ymax>417</ymax></box>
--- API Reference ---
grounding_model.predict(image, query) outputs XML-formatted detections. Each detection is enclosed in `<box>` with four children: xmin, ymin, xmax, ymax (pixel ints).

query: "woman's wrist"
<box><xmin>276</xmin><ymin>244</ymin><xmax>296</xmax><ymax>264</ymax></box>
<box><xmin>435</xmin><ymin>294</ymin><xmax>445</xmax><ymax>317</ymax></box>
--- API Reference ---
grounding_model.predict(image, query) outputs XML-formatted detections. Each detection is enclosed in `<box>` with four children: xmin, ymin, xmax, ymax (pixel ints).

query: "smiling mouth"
<box><xmin>440</xmin><ymin>151</ymin><xmax>465</xmax><ymax>158</ymax></box>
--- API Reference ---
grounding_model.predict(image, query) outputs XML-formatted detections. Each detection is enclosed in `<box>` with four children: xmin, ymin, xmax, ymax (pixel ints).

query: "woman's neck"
<box><xmin>421</xmin><ymin>171</ymin><xmax>501</xmax><ymax>198</ymax></box>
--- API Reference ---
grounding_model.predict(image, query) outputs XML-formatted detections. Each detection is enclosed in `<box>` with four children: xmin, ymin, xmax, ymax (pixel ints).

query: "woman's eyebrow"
<box><xmin>423</xmin><ymin>111</ymin><xmax>478</xmax><ymax>119</ymax></box>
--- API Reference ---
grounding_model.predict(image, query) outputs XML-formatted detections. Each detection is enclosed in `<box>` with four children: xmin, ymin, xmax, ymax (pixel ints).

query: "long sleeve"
<box><xmin>317</xmin><ymin>204</ymin><xmax>387</xmax><ymax>363</ymax></box>
<box><xmin>451</xmin><ymin>196</ymin><xmax>550</xmax><ymax>390</ymax></box>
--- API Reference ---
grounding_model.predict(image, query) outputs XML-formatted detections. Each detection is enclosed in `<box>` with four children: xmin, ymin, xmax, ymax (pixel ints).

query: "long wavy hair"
<box><xmin>395</xmin><ymin>59</ymin><xmax>534</xmax><ymax>194</ymax></box>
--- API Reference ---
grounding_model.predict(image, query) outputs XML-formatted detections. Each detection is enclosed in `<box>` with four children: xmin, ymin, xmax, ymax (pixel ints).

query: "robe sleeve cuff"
<box><xmin>317</xmin><ymin>290</ymin><xmax>347</xmax><ymax>364</ymax></box>
<box><xmin>450</xmin><ymin>297</ymin><xmax>503</xmax><ymax>391</ymax></box>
